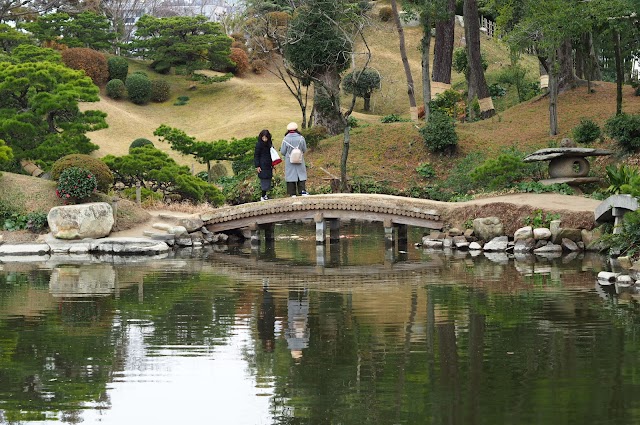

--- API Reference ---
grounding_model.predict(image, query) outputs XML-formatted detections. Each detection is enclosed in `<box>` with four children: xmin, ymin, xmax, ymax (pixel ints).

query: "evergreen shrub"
<box><xmin>56</xmin><ymin>166</ymin><xmax>97</xmax><ymax>202</ymax></box>
<box><xmin>419</xmin><ymin>112</ymin><xmax>458</xmax><ymax>154</ymax></box>
<box><xmin>378</xmin><ymin>6</ymin><xmax>393</xmax><ymax>21</ymax></box>
<box><xmin>129</xmin><ymin>138</ymin><xmax>154</xmax><ymax>152</ymax></box>
<box><xmin>107</xmin><ymin>56</ymin><xmax>128</xmax><ymax>81</ymax></box>
<box><xmin>151</xmin><ymin>80</ymin><xmax>171</xmax><ymax>102</ymax></box>
<box><xmin>300</xmin><ymin>126</ymin><xmax>328</xmax><ymax>150</ymax></box>
<box><xmin>572</xmin><ymin>118</ymin><xmax>601</xmax><ymax>144</ymax></box>
<box><xmin>51</xmin><ymin>154</ymin><xmax>114</xmax><ymax>192</ymax></box>
<box><xmin>106</xmin><ymin>79</ymin><xmax>125</xmax><ymax>99</ymax></box>
<box><xmin>126</xmin><ymin>73</ymin><xmax>152</xmax><ymax>105</ymax></box>
<box><xmin>605</xmin><ymin>113</ymin><xmax>640</xmax><ymax>153</ymax></box>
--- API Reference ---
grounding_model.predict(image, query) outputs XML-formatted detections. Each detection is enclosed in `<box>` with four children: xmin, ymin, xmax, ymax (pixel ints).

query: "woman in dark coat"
<box><xmin>254</xmin><ymin>129</ymin><xmax>274</xmax><ymax>201</ymax></box>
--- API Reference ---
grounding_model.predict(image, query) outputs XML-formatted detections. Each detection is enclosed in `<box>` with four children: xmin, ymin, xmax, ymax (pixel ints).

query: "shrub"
<box><xmin>122</xmin><ymin>186</ymin><xmax>162</xmax><ymax>203</ymax></box>
<box><xmin>210</xmin><ymin>162</ymin><xmax>228</xmax><ymax>181</ymax></box>
<box><xmin>470</xmin><ymin>153</ymin><xmax>528</xmax><ymax>190</ymax></box>
<box><xmin>125</xmin><ymin>73</ymin><xmax>152</xmax><ymax>105</ymax></box>
<box><xmin>229</xmin><ymin>47</ymin><xmax>250</xmax><ymax>76</ymax></box>
<box><xmin>105</xmin><ymin>78</ymin><xmax>126</xmax><ymax>99</ymax></box>
<box><xmin>572</xmin><ymin>118</ymin><xmax>602</xmax><ymax>144</ymax></box>
<box><xmin>604</xmin><ymin>113</ymin><xmax>640</xmax><ymax>153</ymax></box>
<box><xmin>604</xmin><ymin>164</ymin><xmax>640</xmax><ymax>196</ymax></box>
<box><xmin>129</xmin><ymin>138</ymin><xmax>154</xmax><ymax>152</ymax></box>
<box><xmin>175</xmin><ymin>174</ymin><xmax>225</xmax><ymax>205</ymax></box>
<box><xmin>107</xmin><ymin>56</ymin><xmax>128</xmax><ymax>81</ymax></box>
<box><xmin>419</xmin><ymin>112</ymin><xmax>458</xmax><ymax>154</ymax></box>
<box><xmin>61</xmin><ymin>48</ymin><xmax>108</xmax><ymax>86</ymax></box>
<box><xmin>150</xmin><ymin>59</ymin><xmax>172</xmax><ymax>74</ymax></box>
<box><xmin>523</xmin><ymin>209</ymin><xmax>561</xmax><ymax>228</ymax></box>
<box><xmin>150</xmin><ymin>79</ymin><xmax>171</xmax><ymax>102</ymax></box>
<box><xmin>56</xmin><ymin>166</ymin><xmax>97</xmax><ymax>202</ymax></box>
<box><xmin>599</xmin><ymin>210</ymin><xmax>640</xmax><ymax>258</ymax></box>
<box><xmin>51</xmin><ymin>154</ymin><xmax>114</xmax><ymax>193</ymax></box>
<box><xmin>378</xmin><ymin>6</ymin><xmax>393</xmax><ymax>22</ymax></box>
<box><xmin>429</xmin><ymin>89</ymin><xmax>464</xmax><ymax>117</ymax></box>
<box><xmin>300</xmin><ymin>126</ymin><xmax>328</xmax><ymax>150</ymax></box>
<box><xmin>381</xmin><ymin>114</ymin><xmax>409</xmax><ymax>123</ymax></box>
<box><xmin>2</xmin><ymin>211</ymin><xmax>49</xmax><ymax>232</ymax></box>
<box><xmin>251</xmin><ymin>59</ymin><xmax>267</xmax><ymax>74</ymax></box>
<box><xmin>416</xmin><ymin>162</ymin><xmax>436</xmax><ymax>179</ymax></box>
<box><xmin>488</xmin><ymin>83</ymin><xmax>506</xmax><ymax>98</ymax></box>
<box><xmin>231</xmin><ymin>40</ymin><xmax>246</xmax><ymax>50</ymax></box>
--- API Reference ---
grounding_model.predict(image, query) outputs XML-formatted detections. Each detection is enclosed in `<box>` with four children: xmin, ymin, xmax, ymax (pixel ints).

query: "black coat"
<box><xmin>254</xmin><ymin>139</ymin><xmax>273</xmax><ymax>179</ymax></box>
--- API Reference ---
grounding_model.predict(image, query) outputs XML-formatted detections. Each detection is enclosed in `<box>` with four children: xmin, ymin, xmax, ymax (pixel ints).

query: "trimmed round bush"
<box><xmin>605</xmin><ymin>113</ymin><xmax>640</xmax><ymax>153</ymax></box>
<box><xmin>51</xmin><ymin>154</ymin><xmax>114</xmax><ymax>193</ymax></box>
<box><xmin>419</xmin><ymin>112</ymin><xmax>458</xmax><ymax>154</ymax></box>
<box><xmin>572</xmin><ymin>118</ymin><xmax>602</xmax><ymax>145</ymax></box>
<box><xmin>129</xmin><ymin>138</ymin><xmax>154</xmax><ymax>152</ymax></box>
<box><xmin>107</xmin><ymin>56</ymin><xmax>128</xmax><ymax>81</ymax></box>
<box><xmin>56</xmin><ymin>166</ymin><xmax>97</xmax><ymax>203</ymax></box>
<box><xmin>150</xmin><ymin>80</ymin><xmax>171</xmax><ymax>102</ymax></box>
<box><xmin>229</xmin><ymin>47</ymin><xmax>250</xmax><ymax>76</ymax></box>
<box><xmin>379</xmin><ymin>6</ymin><xmax>393</xmax><ymax>22</ymax></box>
<box><xmin>300</xmin><ymin>126</ymin><xmax>328</xmax><ymax>150</ymax></box>
<box><xmin>125</xmin><ymin>73</ymin><xmax>152</xmax><ymax>105</ymax></box>
<box><xmin>61</xmin><ymin>48</ymin><xmax>109</xmax><ymax>86</ymax></box>
<box><xmin>106</xmin><ymin>78</ymin><xmax>125</xmax><ymax>99</ymax></box>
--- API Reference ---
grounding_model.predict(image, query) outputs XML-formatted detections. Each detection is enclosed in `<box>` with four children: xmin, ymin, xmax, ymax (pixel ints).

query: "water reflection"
<box><xmin>1</xmin><ymin>222</ymin><xmax>639</xmax><ymax>425</ymax></box>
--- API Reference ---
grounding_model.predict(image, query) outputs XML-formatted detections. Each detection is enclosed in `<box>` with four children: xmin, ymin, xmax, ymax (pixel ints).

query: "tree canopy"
<box><xmin>22</xmin><ymin>11</ymin><xmax>115</xmax><ymax>51</ymax></box>
<box><xmin>0</xmin><ymin>60</ymin><xmax>106</xmax><ymax>167</ymax></box>
<box><xmin>131</xmin><ymin>15</ymin><xmax>233</xmax><ymax>74</ymax></box>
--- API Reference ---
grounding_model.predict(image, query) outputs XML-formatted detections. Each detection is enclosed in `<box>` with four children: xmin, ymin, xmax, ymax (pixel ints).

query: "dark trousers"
<box><xmin>287</xmin><ymin>180</ymin><xmax>306</xmax><ymax>196</ymax></box>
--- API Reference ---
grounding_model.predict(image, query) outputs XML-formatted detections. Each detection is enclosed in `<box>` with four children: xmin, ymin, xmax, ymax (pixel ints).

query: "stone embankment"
<box><xmin>418</xmin><ymin>215</ymin><xmax>640</xmax><ymax>284</ymax></box>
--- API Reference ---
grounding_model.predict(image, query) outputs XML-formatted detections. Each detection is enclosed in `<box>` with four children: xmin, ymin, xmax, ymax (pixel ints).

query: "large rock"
<box><xmin>473</xmin><ymin>217</ymin><xmax>504</xmax><ymax>241</ymax></box>
<box><xmin>48</xmin><ymin>202</ymin><xmax>114</xmax><ymax>240</ymax></box>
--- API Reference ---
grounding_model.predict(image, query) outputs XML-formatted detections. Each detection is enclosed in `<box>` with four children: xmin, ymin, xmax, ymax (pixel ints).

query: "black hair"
<box><xmin>258</xmin><ymin>129</ymin><xmax>272</xmax><ymax>144</ymax></box>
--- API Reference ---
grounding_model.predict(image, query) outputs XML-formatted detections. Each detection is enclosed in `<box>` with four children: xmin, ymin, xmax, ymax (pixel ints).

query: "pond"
<box><xmin>0</xmin><ymin>222</ymin><xmax>638</xmax><ymax>425</ymax></box>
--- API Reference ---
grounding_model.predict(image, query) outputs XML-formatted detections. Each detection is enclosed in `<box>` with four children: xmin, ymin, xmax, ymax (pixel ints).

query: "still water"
<box><xmin>0</xmin><ymin>222</ymin><xmax>638</xmax><ymax>425</ymax></box>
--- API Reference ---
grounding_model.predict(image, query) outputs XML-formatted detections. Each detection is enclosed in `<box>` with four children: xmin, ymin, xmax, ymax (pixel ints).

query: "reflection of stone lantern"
<box><xmin>523</xmin><ymin>147</ymin><xmax>612</xmax><ymax>193</ymax></box>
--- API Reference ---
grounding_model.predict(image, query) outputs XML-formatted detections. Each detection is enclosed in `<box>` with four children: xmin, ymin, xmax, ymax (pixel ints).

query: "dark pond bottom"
<box><xmin>0</xmin><ymin>222</ymin><xmax>637</xmax><ymax>424</ymax></box>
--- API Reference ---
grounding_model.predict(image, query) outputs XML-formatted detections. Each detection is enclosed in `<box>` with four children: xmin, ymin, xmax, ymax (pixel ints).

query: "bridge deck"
<box><xmin>202</xmin><ymin>194</ymin><xmax>443</xmax><ymax>232</ymax></box>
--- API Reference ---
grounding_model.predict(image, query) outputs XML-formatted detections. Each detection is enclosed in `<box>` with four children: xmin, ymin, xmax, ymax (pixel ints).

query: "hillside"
<box><xmin>81</xmin><ymin>11</ymin><xmax>537</xmax><ymax>162</ymax></box>
<box><xmin>76</xmin><ymin>8</ymin><xmax>640</xmax><ymax>193</ymax></box>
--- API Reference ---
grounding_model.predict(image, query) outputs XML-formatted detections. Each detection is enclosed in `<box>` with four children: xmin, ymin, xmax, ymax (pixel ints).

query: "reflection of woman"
<box><xmin>286</xmin><ymin>289</ymin><xmax>309</xmax><ymax>361</ymax></box>
<box><xmin>254</xmin><ymin>129</ymin><xmax>274</xmax><ymax>201</ymax></box>
<box><xmin>257</xmin><ymin>281</ymin><xmax>276</xmax><ymax>352</ymax></box>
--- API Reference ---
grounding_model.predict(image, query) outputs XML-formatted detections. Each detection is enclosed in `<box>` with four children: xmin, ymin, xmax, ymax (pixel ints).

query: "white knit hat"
<box><xmin>286</xmin><ymin>122</ymin><xmax>298</xmax><ymax>131</ymax></box>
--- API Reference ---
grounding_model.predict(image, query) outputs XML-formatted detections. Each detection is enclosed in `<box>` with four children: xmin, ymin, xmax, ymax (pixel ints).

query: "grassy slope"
<box><xmin>43</xmin><ymin>6</ymin><xmax>640</xmax><ymax>196</ymax></box>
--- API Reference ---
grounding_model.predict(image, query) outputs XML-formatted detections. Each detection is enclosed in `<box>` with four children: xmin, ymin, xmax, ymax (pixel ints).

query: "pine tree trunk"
<box><xmin>313</xmin><ymin>69</ymin><xmax>345</xmax><ymax>136</ymax></box>
<box><xmin>363</xmin><ymin>94</ymin><xmax>371</xmax><ymax>112</ymax></box>
<box><xmin>390</xmin><ymin>0</ymin><xmax>418</xmax><ymax>119</ymax></box>
<box><xmin>463</xmin><ymin>0</ymin><xmax>494</xmax><ymax>119</ymax></box>
<box><xmin>432</xmin><ymin>0</ymin><xmax>456</xmax><ymax>84</ymax></box>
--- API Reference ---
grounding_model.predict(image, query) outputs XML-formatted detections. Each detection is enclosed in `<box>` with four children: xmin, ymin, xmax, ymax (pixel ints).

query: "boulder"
<box><xmin>533</xmin><ymin>228</ymin><xmax>552</xmax><ymax>241</ymax></box>
<box><xmin>553</xmin><ymin>228</ymin><xmax>583</xmax><ymax>244</ymax></box>
<box><xmin>514</xmin><ymin>238</ymin><xmax>536</xmax><ymax>253</ymax></box>
<box><xmin>473</xmin><ymin>217</ymin><xmax>504</xmax><ymax>241</ymax></box>
<box><xmin>514</xmin><ymin>226</ymin><xmax>533</xmax><ymax>241</ymax></box>
<box><xmin>561</xmin><ymin>238</ymin><xmax>580</xmax><ymax>252</ymax></box>
<box><xmin>483</xmin><ymin>236</ymin><xmax>509</xmax><ymax>252</ymax></box>
<box><xmin>48</xmin><ymin>202</ymin><xmax>114</xmax><ymax>240</ymax></box>
<box><xmin>178</xmin><ymin>217</ymin><xmax>205</xmax><ymax>233</ymax></box>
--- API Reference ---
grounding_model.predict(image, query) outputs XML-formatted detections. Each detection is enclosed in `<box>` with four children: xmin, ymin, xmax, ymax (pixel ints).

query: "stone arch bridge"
<box><xmin>202</xmin><ymin>194</ymin><xmax>443</xmax><ymax>244</ymax></box>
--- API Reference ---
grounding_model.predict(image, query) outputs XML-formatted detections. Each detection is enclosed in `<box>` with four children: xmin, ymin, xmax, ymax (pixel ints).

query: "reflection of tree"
<box><xmin>0</xmin><ymin>297</ymin><xmax>118</xmax><ymax>422</ymax></box>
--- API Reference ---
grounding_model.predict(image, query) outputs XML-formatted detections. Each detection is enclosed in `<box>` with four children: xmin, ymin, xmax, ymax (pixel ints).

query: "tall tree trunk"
<box><xmin>340</xmin><ymin>125</ymin><xmax>350</xmax><ymax>192</ymax></box>
<box><xmin>548</xmin><ymin>54</ymin><xmax>559</xmax><ymax>136</ymax></box>
<box><xmin>432</xmin><ymin>0</ymin><xmax>456</xmax><ymax>84</ymax></box>
<box><xmin>390</xmin><ymin>0</ymin><xmax>418</xmax><ymax>120</ymax></box>
<box><xmin>313</xmin><ymin>68</ymin><xmax>345</xmax><ymax>135</ymax></box>
<box><xmin>557</xmin><ymin>38</ymin><xmax>577</xmax><ymax>92</ymax></box>
<box><xmin>463</xmin><ymin>0</ymin><xmax>494</xmax><ymax>119</ymax></box>
<box><xmin>613</xmin><ymin>29</ymin><xmax>623</xmax><ymax>115</ymax></box>
<box><xmin>363</xmin><ymin>94</ymin><xmax>371</xmax><ymax>112</ymax></box>
<box><xmin>421</xmin><ymin>12</ymin><xmax>432</xmax><ymax>121</ymax></box>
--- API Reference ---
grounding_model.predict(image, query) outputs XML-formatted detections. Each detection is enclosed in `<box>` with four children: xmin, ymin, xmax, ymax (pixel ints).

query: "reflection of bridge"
<box><xmin>203</xmin><ymin>194</ymin><xmax>443</xmax><ymax>244</ymax></box>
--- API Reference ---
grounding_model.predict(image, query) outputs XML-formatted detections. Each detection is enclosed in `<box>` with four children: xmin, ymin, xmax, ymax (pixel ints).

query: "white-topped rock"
<box><xmin>48</xmin><ymin>202</ymin><xmax>114</xmax><ymax>239</ymax></box>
